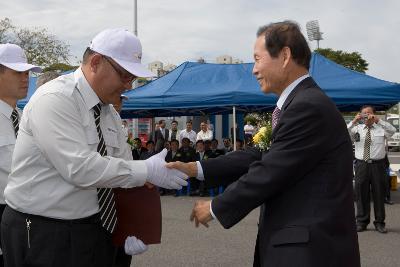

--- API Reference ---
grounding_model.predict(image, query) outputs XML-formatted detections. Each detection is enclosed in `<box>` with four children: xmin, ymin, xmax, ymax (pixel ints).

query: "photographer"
<box><xmin>347</xmin><ymin>105</ymin><xmax>396</xmax><ymax>233</ymax></box>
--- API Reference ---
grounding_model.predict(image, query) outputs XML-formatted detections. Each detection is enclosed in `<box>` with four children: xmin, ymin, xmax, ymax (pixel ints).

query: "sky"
<box><xmin>1</xmin><ymin>0</ymin><xmax>399</xmax><ymax>82</ymax></box>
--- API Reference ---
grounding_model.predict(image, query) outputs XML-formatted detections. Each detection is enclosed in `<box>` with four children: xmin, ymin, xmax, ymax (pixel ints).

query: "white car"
<box><xmin>388</xmin><ymin>132</ymin><xmax>400</xmax><ymax>151</ymax></box>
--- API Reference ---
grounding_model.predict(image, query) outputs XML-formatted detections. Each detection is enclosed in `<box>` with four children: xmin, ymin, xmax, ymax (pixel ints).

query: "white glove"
<box><xmin>144</xmin><ymin>149</ymin><xmax>188</xmax><ymax>189</ymax></box>
<box><xmin>124</xmin><ymin>236</ymin><xmax>148</xmax><ymax>255</ymax></box>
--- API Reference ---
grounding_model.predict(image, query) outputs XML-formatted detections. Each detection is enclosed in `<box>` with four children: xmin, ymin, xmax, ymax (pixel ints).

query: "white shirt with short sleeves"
<box><xmin>179</xmin><ymin>129</ymin><xmax>197</xmax><ymax>144</ymax></box>
<box><xmin>347</xmin><ymin>120</ymin><xmax>396</xmax><ymax>160</ymax></box>
<box><xmin>196</xmin><ymin>130</ymin><xmax>213</xmax><ymax>141</ymax></box>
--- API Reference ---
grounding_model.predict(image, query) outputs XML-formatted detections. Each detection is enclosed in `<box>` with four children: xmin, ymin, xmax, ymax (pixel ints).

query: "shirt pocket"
<box><xmin>84</xmin><ymin>123</ymin><xmax>120</xmax><ymax>154</ymax></box>
<box><xmin>373</xmin><ymin>129</ymin><xmax>385</xmax><ymax>144</ymax></box>
<box><xmin>103</xmin><ymin>127</ymin><xmax>120</xmax><ymax>149</ymax></box>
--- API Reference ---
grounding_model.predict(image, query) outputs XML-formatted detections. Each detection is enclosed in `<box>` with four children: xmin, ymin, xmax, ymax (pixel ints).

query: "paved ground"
<box><xmin>131</xmin><ymin>190</ymin><xmax>400</xmax><ymax>267</ymax></box>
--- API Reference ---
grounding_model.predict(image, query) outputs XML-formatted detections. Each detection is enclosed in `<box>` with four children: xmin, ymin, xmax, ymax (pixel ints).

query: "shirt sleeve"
<box><xmin>347</xmin><ymin>121</ymin><xmax>358</xmax><ymax>139</ymax></box>
<box><xmin>196</xmin><ymin>161</ymin><xmax>204</xmax><ymax>180</ymax></box>
<box><xmin>377</xmin><ymin>119</ymin><xmax>396</xmax><ymax>138</ymax></box>
<box><xmin>28</xmin><ymin>93</ymin><xmax>147</xmax><ymax>189</ymax></box>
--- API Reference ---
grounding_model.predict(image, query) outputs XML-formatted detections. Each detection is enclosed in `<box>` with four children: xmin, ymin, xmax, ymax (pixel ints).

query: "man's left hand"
<box><xmin>190</xmin><ymin>200</ymin><xmax>213</xmax><ymax>228</ymax></box>
<box><xmin>124</xmin><ymin>236</ymin><xmax>148</xmax><ymax>255</ymax></box>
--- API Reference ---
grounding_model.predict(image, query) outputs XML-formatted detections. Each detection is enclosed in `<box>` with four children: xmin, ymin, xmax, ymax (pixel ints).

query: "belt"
<box><xmin>6</xmin><ymin>205</ymin><xmax>100</xmax><ymax>225</ymax></box>
<box><xmin>356</xmin><ymin>158</ymin><xmax>385</xmax><ymax>164</ymax></box>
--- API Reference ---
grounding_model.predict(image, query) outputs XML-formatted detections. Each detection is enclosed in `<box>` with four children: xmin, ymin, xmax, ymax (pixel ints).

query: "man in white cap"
<box><xmin>0</xmin><ymin>43</ymin><xmax>42</xmax><ymax>266</ymax></box>
<box><xmin>1</xmin><ymin>29</ymin><xmax>187</xmax><ymax>267</ymax></box>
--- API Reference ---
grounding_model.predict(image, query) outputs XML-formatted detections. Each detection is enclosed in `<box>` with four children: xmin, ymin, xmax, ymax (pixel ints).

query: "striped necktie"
<box><xmin>93</xmin><ymin>104</ymin><xmax>117</xmax><ymax>233</ymax></box>
<box><xmin>272</xmin><ymin>106</ymin><xmax>281</xmax><ymax>129</ymax></box>
<box><xmin>363</xmin><ymin>126</ymin><xmax>372</xmax><ymax>161</ymax></box>
<box><xmin>11</xmin><ymin>109</ymin><xmax>19</xmax><ymax>137</ymax></box>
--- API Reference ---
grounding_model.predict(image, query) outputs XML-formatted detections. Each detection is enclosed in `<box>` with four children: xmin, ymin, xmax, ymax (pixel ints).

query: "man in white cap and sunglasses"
<box><xmin>0</xmin><ymin>43</ymin><xmax>42</xmax><ymax>266</ymax></box>
<box><xmin>1</xmin><ymin>29</ymin><xmax>187</xmax><ymax>267</ymax></box>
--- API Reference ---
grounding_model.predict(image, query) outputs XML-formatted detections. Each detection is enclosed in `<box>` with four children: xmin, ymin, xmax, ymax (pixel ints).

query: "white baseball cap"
<box><xmin>89</xmin><ymin>28</ymin><xmax>155</xmax><ymax>78</ymax></box>
<box><xmin>0</xmin><ymin>43</ymin><xmax>42</xmax><ymax>72</ymax></box>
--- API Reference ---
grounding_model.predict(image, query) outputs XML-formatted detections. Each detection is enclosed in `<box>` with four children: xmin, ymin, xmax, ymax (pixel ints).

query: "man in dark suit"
<box><xmin>154</xmin><ymin>119</ymin><xmax>169</xmax><ymax>152</ymax></box>
<box><xmin>165</xmin><ymin>139</ymin><xmax>182</xmax><ymax>163</ymax></box>
<box><xmin>168</xmin><ymin>21</ymin><xmax>360</xmax><ymax>267</ymax></box>
<box><xmin>209</xmin><ymin>139</ymin><xmax>225</xmax><ymax>158</ymax></box>
<box><xmin>193</xmin><ymin>140</ymin><xmax>211</xmax><ymax>196</ymax></box>
<box><xmin>131</xmin><ymin>138</ymin><xmax>148</xmax><ymax>160</ymax></box>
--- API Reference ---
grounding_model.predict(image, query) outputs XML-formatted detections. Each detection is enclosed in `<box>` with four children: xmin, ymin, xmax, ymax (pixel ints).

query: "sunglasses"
<box><xmin>102</xmin><ymin>56</ymin><xmax>136</xmax><ymax>84</ymax></box>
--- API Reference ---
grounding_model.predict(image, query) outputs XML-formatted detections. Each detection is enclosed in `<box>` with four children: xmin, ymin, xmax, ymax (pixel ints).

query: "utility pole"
<box><xmin>134</xmin><ymin>0</ymin><xmax>138</xmax><ymax>36</ymax></box>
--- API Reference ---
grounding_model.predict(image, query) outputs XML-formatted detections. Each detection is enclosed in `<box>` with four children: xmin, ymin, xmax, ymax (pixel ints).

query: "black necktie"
<box><xmin>93</xmin><ymin>104</ymin><xmax>117</xmax><ymax>233</ymax></box>
<box><xmin>11</xmin><ymin>109</ymin><xmax>19</xmax><ymax>137</ymax></box>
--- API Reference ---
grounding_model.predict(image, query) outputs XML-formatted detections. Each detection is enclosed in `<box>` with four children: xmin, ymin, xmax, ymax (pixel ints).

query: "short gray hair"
<box><xmin>36</xmin><ymin>71</ymin><xmax>60</xmax><ymax>87</ymax></box>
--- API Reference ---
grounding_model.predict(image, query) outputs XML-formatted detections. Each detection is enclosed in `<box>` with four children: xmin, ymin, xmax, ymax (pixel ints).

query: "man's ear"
<box><xmin>281</xmin><ymin>46</ymin><xmax>291</xmax><ymax>68</ymax></box>
<box><xmin>89</xmin><ymin>54</ymin><xmax>103</xmax><ymax>73</ymax></box>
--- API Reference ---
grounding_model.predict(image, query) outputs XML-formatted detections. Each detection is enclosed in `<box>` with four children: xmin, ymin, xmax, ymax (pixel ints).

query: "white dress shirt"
<box><xmin>179</xmin><ymin>129</ymin><xmax>197</xmax><ymax>144</ymax></box>
<box><xmin>347</xmin><ymin>120</ymin><xmax>396</xmax><ymax>160</ymax></box>
<box><xmin>196</xmin><ymin>73</ymin><xmax>310</xmax><ymax>221</ymax></box>
<box><xmin>0</xmin><ymin>100</ymin><xmax>21</xmax><ymax>204</ymax></box>
<box><xmin>196</xmin><ymin>130</ymin><xmax>213</xmax><ymax>141</ymax></box>
<box><xmin>5</xmin><ymin>68</ymin><xmax>148</xmax><ymax>220</ymax></box>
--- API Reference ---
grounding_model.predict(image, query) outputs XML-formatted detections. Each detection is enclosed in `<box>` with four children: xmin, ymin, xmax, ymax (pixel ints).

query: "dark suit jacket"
<box><xmin>195</xmin><ymin>151</ymin><xmax>212</xmax><ymax>161</ymax></box>
<box><xmin>154</xmin><ymin>128</ymin><xmax>169</xmax><ymax>152</ymax></box>
<box><xmin>165</xmin><ymin>150</ymin><xmax>183</xmax><ymax>163</ymax></box>
<box><xmin>201</xmin><ymin>77</ymin><xmax>360</xmax><ymax>267</ymax></box>
<box><xmin>177</xmin><ymin>147</ymin><xmax>196</xmax><ymax>163</ymax></box>
<box><xmin>132</xmin><ymin>147</ymin><xmax>148</xmax><ymax>160</ymax></box>
<box><xmin>209</xmin><ymin>149</ymin><xmax>225</xmax><ymax>158</ymax></box>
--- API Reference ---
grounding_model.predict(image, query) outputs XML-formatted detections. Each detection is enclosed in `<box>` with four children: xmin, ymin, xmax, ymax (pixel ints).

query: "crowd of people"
<box><xmin>127</xmin><ymin>119</ymin><xmax>247</xmax><ymax>197</ymax></box>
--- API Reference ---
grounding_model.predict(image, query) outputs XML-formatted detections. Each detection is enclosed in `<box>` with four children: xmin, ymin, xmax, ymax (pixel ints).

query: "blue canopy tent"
<box><xmin>17</xmin><ymin>70</ymin><xmax>74</xmax><ymax>109</ymax></box>
<box><xmin>121</xmin><ymin>53</ymin><xmax>400</xmax><ymax>118</ymax></box>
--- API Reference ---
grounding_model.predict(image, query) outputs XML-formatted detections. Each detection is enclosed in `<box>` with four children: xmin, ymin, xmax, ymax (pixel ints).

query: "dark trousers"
<box><xmin>0</xmin><ymin>204</ymin><xmax>6</xmax><ymax>267</ymax></box>
<box><xmin>385</xmin><ymin>171</ymin><xmax>392</xmax><ymax>200</ymax></box>
<box><xmin>1</xmin><ymin>206</ymin><xmax>115</xmax><ymax>267</ymax></box>
<box><xmin>354</xmin><ymin>160</ymin><xmax>386</xmax><ymax>226</ymax></box>
<box><xmin>113</xmin><ymin>246</ymin><xmax>132</xmax><ymax>267</ymax></box>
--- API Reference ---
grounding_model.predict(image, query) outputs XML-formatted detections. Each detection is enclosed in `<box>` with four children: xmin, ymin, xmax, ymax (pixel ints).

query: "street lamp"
<box><xmin>306</xmin><ymin>20</ymin><xmax>323</xmax><ymax>49</ymax></box>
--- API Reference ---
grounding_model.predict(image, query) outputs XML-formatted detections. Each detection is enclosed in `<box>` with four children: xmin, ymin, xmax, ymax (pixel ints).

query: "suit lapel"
<box><xmin>271</xmin><ymin>77</ymin><xmax>317</xmax><ymax>139</ymax></box>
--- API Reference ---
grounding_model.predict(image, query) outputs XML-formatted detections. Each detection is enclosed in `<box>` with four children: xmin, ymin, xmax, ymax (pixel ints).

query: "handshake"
<box><xmin>144</xmin><ymin>152</ymin><xmax>214</xmax><ymax>228</ymax></box>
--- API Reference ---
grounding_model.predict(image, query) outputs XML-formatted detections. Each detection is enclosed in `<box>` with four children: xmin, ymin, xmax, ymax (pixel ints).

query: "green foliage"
<box><xmin>0</xmin><ymin>18</ymin><xmax>70</xmax><ymax>68</ymax></box>
<box><xmin>43</xmin><ymin>63</ymin><xmax>78</xmax><ymax>72</ymax></box>
<box><xmin>245</xmin><ymin>112</ymin><xmax>272</xmax><ymax>127</ymax></box>
<box><xmin>315</xmin><ymin>48</ymin><xmax>368</xmax><ymax>73</ymax></box>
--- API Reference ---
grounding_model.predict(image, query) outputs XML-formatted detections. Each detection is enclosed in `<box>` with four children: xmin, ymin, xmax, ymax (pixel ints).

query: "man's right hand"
<box><xmin>144</xmin><ymin>149</ymin><xmax>188</xmax><ymax>189</ymax></box>
<box><xmin>166</xmin><ymin>161</ymin><xmax>198</xmax><ymax>178</ymax></box>
<box><xmin>352</xmin><ymin>113</ymin><xmax>362</xmax><ymax>124</ymax></box>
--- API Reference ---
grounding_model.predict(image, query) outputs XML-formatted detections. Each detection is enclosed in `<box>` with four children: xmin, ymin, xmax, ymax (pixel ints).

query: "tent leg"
<box><xmin>233</xmin><ymin>106</ymin><xmax>236</xmax><ymax>151</ymax></box>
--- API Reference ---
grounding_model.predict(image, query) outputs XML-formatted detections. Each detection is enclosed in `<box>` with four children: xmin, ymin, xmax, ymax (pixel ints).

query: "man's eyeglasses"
<box><xmin>103</xmin><ymin>56</ymin><xmax>136</xmax><ymax>84</ymax></box>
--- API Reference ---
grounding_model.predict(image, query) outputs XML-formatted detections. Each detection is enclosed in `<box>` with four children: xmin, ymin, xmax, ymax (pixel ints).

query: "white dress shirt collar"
<box><xmin>0</xmin><ymin>99</ymin><xmax>14</xmax><ymax>119</ymax></box>
<box><xmin>276</xmin><ymin>74</ymin><xmax>310</xmax><ymax>109</ymax></box>
<box><xmin>74</xmin><ymin>67</ymin><xmax>101</xmax><ymax>110</ymax></box>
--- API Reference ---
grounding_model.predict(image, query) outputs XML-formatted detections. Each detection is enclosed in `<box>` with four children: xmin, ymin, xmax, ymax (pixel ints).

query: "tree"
<box><xmin>315</xmin><ymin>48</ymin><xmax>368</xmax><ymax>73</ymax></box>
<box><xmin>0</xmin><ymin>18</ymin><xmax>70</xmax><ymax>68</ymax></box>
<box><xmin>43</xmin><ymin>63</ymin><xmax>78</xmax><ymax>73</ymax></box>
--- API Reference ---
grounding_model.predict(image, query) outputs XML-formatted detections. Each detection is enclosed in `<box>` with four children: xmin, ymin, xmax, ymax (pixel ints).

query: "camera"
<box><xmin>359</xmin><ymin>114</ymin><xmax>369</xmax><ymax>124</ymax></box>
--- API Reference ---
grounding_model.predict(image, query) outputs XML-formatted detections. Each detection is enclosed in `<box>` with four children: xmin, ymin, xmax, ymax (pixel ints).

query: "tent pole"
<box><xmin>233</xmin><ymin>106</ymin><xmax>236</xmax><ymax>151</ymax></box>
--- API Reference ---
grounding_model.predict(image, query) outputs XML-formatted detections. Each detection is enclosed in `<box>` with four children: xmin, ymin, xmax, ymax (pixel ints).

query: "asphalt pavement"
<box><xmin>131</xmin><ymin>191</ymin><xmax>400</xmax><ymax>267</ymax></box>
